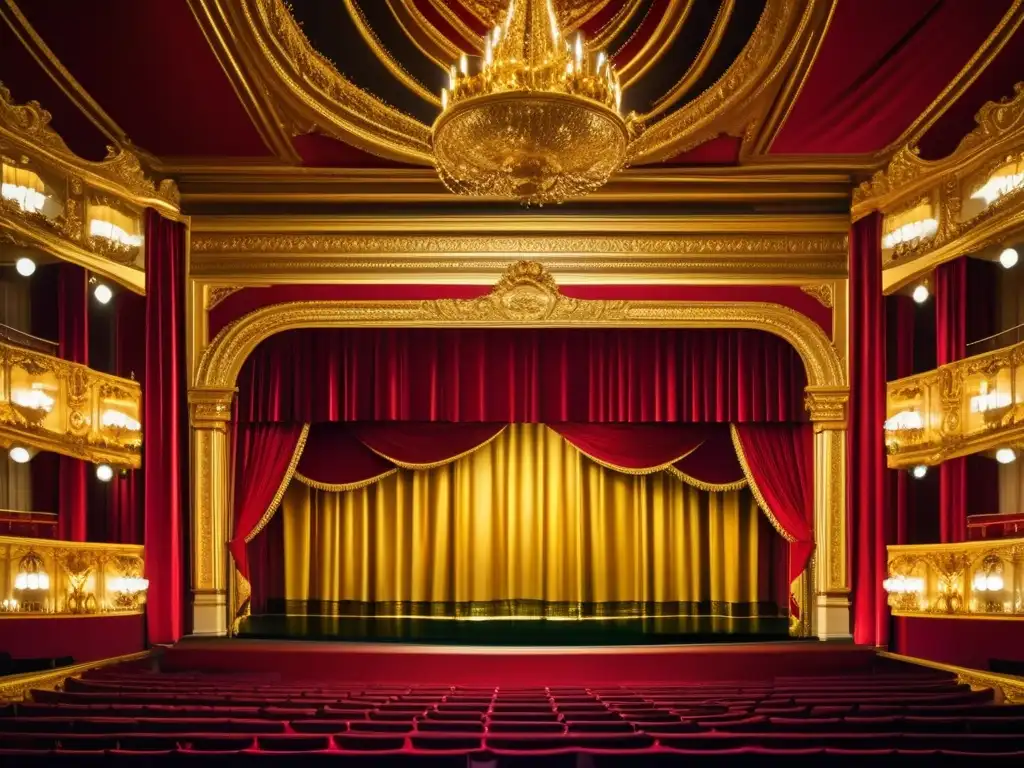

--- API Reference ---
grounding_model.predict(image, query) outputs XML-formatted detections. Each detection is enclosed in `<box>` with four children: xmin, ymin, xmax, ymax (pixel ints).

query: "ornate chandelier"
<box><xmin>432</xmin><ymin>0</ymin><xmax>637</xmax><ymax>205</ymax></box>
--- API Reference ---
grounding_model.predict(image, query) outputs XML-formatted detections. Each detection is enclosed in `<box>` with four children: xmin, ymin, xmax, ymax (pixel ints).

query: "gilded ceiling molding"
<box><xmin>882</xmin><ymin>0</ymin><xmax>1024</xmax><ymax>158</ymax></box>
<box><xmin>746</xmin><ymin>0</ymin><xmax>838</xmax><ymax>157</ymax></box>
<box><xmin>588</xmin><ymin>0</ymin><xmax>646</xmax><ymax>51</ymax></box>
<box><xmin>384</xmin><ymin>0</ymin><xmax>457</xmax><ymax>70</ymax></box>
<box><xmin>0</xmin><ymin>84</ymin><xmax>179</xmax><ymax>211</ymax></box>
<box><xmin>186</xmin><ymin>0</ymin><xmax>302</xmax><ymax>163</ymax></box>
<box><xmin>642</xmin><ymin>0</ymin><xmax>734</xmax><ymax>121</ymax></box>
<box><xmin>0</xmin><ymin>0</ymin><xmax>128</xmax><ymax>147</ymax></box>
<box><xmin>616</xmin><ymin>0</ymin><xmax>693</xmax><ymax>87</ymax></box>
<box><xmin>426</xmin><ymin>0</ymin><xmax>484</xmax><ymax>50</ymax></box>
<box><xmin>239</xmin><ymin>0</ymin><xmax>432</xmax><ymax>164</ymax></box>
<box><xmin>628</xmin><ymin>0</ymin><xmax>815</xmax><ymax>164</ymax></box>
<box><xmin>345</xmin><ymin>0</ymin><xmax>440</xmax><ymax>107</ymax></box>
<box><xmin>194</xmin><ymin>261</ymin><xmax>845</xmax><ymax>392</ymax></box>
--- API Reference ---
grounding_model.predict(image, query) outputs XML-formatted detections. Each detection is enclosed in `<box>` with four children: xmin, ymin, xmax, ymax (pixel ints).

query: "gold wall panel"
<box><xmin>0</xmin><ymin>338</ymin><xmax>142</xmax><ymax>468</ymax></box>
<box><xmin>885</xmin><ymin>338</ymin><xmax>1024</xmax><ymax>468</ymax></box>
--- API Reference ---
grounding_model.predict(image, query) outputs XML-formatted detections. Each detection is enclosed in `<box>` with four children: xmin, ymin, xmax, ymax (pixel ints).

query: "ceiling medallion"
<box><xmin>432</xmin><ymin>0</ymin><xmax>640</xmax><ymax>205</ymax></box>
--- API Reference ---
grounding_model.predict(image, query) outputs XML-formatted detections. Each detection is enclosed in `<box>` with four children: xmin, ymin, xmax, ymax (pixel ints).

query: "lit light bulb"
<box><xmin>94</xmin><ymin>283</ymin><xmax>113</xmax><ymax>305</ymax></box>
<box><xmin>912</xmin><ymin>284</ymin><xmax>929</xmax><ymax>304</ymax></box>
<box><xmin>973</xmin><ymin>571</ymin><xmax>989</xmax><ymax>591</ymax></box>
<box><xmin>15</xmin><ymin>257</ymin><xmax>36</xmax><ymax>277</ymax></box>
<box><xmin>441</xmin><ymin>88</ymin><xmax>448</xmax><ymax>110</ymax></box>
<box><xmin>996</xmin><ymin>447</ymin><xmax>1017</xmax><ymax>465</ymax></box>
<box><xmin>449</xmin><ymin>65</ymin><xmax>457</xmax><ymax>90</ymax></box>
<box><xmin>484</xmin><ymin>39</ymin><xmax>493</xmax><ymax>66</ymax></box>
<box><xmin>575</xmin><ymin>33</ymin><xmax>583</xmax><ymax>66</ymax></box>
<box><xmin>460</xmin><ymin>53</ymin><xmax>468</xmax><ymax>76</ymax></box>
<box><xmin>96</xmin><ymin>463</ymin><xmax>114</xmax><ymax>482</ymax></box>
<box><xmin>493</xmin><ymin>25</ymin><xmax>502</xmax><ymax>45</ymax></box>
<box><xmin>596</xmin><ymin>51</ymin><xmax>606</xmax><ymax>72</ymax></box>
<box><xmin>986</xmin><ymin>573</ymin><xmax>1005</xmax><ymax>591</ymax></box>
<box><xmin>999</xmin><ymin>247</ymin><xmax>1019</xmax><ymax>269</ymax></box>
<box><xmin>9</xmin><ymin>446</ymin><xmax>31</xmax><ymax>464</ymax></box>
<box><xmin>911</xmin><ymin>465</ymin><xmax>928</xmax><ymax>479</ymax></box>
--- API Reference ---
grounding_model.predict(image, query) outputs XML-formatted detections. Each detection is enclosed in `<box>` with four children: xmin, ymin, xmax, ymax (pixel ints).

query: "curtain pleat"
<box><xmin>238</xmin><ymin>328</ymin><xmax>808</xmax><ymax>423</ymax></box>
<box><xmin>277</xmin><ymin>425</ymin><xmax>779</xmax><ymax>619</ymax></box>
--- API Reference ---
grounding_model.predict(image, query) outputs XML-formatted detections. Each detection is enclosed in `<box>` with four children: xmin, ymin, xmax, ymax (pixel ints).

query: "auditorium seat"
<box><xmin>4</xmin><ymin>664</ymin><xmax>1023</xmax><ymax>764</ymax></box>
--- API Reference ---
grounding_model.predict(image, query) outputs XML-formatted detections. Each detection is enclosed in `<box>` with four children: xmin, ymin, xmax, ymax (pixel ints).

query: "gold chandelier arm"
<box><xmin>641</xmin><ymin>0</ymin><xmax>734</xmax><ymax>121</ymax></box>
<box><xmin>344</xmin><ymin>0</ymin><xmax>442</xmax><ymax>106</ymax></box>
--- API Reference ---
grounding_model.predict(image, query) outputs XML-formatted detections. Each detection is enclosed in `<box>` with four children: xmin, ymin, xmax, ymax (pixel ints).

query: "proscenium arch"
<box><xmin>195</xmin><ymin>299</ymin><xmax>845</xmax><ymax>393</ymax></box>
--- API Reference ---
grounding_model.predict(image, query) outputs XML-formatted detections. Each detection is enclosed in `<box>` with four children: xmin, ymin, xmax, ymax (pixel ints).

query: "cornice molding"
<box><xmin>195</xmin><ymin>261</ymin><xmax>845</xmax><ymax>392</ymax></box>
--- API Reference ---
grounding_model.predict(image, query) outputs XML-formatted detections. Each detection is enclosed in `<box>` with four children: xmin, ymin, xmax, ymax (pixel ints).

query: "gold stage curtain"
<box><xmin>281</xmin><ymin>424</ymin><xmax>777</xmax><ymax>619</ymax></box>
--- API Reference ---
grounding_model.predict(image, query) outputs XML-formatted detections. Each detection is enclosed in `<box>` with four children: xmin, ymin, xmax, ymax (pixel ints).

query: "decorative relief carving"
<box><xmin>207</xmin><ymin>286</ymin><xmax>245</xmax><ymax>310</ymax></box>
<box><xmin>191</xmin><ymin>232</ymin><xmax>849</xmax><ymax>258</ymax></box>
<box><xmin>800</xmin><ymin>283</ymin><xmax>834</xmax><ymax>308</ymax></box>
<box><xmin>804</xmin><ymin>386</ymin><xmax>849</xmax><ymax>425</ymax></box>
<box><xmin>0</xmin><ymin>82</ymin><xmax>179</xmax><ymax>208</ymax></box>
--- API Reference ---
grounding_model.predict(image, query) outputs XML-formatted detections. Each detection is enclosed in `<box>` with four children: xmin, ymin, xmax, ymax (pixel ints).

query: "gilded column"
<box><xmin>188</xmin><ymin>386</ymin><xmax>235</xmax><ymax>637</ymax></box>
<box><xmin>805</xmin><ymin>386</ymin><xmax>851</xmax><ymax>640</ymax></box>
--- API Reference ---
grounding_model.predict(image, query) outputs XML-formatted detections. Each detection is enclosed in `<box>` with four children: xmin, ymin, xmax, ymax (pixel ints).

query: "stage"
<box><xmin>164</xmin><ymin>638</ymin><xmax>880</xmax><ymax>687</ymax></box>
<box><xmin>237</xmin><ymin>615</ymin><xmax>792</xmax><ymax>646</ymax></box>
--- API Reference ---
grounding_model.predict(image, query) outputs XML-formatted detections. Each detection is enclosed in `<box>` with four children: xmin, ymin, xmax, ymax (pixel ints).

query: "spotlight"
<box><xmin>996</xmin><ymin>447</ymin><xmax>1017</xmax><ymax>465</ymax></box>
<box><xmin>93</xmin><ymin>283</ymin><xmax>113</xmax><ymax>305</ymax></box>
<box><xmin>912</xmin><ymin>284</ymin><xmax>930</xmax><ymax>304</ymax></box>
<box><xmin>95</xmin><ymin>463</ymin><xmax>114</xmax><ymax>482</ymax></box>
<box><xmin>9</xmin><ymin>446</ymin><xmax>32</xmax><ymax>464</ymax></box>
<box><xmin>15</xmin><ymin>257</ymin><xmax>36</xmax><ymax>277</ymax></box>
<box><xmin>911</xmin><ymin>465</ymin><xmax>928</xmax><ymax>479</ymax></box>
<box><xmin>999</xmin><ymin>247</ymin><xmax>1019</xmax><ymax>269</ymax></box>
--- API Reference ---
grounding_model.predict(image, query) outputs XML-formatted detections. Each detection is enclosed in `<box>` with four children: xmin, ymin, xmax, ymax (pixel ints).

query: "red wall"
<box><xmin>893</xmin><ymin>616</ymin><xmax>1024</xmax><ymax>670</ymax></box>
<box><xmin>0</xmin><ymin>614</ymin><xmax>145</xmax><ymax>663</ymax></box>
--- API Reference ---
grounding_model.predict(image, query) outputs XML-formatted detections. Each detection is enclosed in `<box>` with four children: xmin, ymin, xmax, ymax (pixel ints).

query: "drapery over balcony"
<box><xmin>885</xmin><ymin>337</ymin><xmax>1024</xmax><ymax>469</ymax></box>
<box><xmin>0</xmin><ymin>337</ymin><xmax>142</xmax><ymax>468</ymax></box>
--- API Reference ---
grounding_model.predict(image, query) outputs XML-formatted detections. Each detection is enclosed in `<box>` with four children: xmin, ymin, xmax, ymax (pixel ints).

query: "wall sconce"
<box><xmin>13</xmin><ymin>551</ymin><xmax>50</xmax><ymax>612</ymax></box>
<box><xmin>883</xmin><ymin>573</ymin><xmax>924</xmax><ymax>611</ymax></box>
<box><xmin>10</xmin><ymin>382</ymin><xmax>55</xmax><ymax>426</ymax></box>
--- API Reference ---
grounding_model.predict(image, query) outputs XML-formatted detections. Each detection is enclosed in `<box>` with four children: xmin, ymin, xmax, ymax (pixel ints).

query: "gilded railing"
<box><xmin>0</xmin><ymin>82</ymin><xmax>178</xmax><ymax>294</ymax></box>
<box><xmin>0</xmin><ymin>535</ymin><xmax>147</xmax><ymax>617</ymax></box>
<box><xmin>0</xmin><ymin>339</ymin><xmax>142</xmax><ymax>468</ymax></box>
<box><xmin>885</xmin><ymin>338</ymin><xmax>1024</xmax><ymax>468</ymax></box>
<box><xmin>885</xmin><ymin>538</ymin><xmax>1024</xmax><ymax>620</ymax></box>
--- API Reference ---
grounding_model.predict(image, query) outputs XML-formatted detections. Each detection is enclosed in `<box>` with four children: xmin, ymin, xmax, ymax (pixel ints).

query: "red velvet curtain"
<box><xmin>230</xmin><ymin>422</ymin><xmax>307</xmax><ymax>581</ymax></box>
<box><xmin>109</xmin><ymin>291</ymin><xmax>146</xmax><ymax>544</ymax></box>
<box><xmin>57</xmin><ymin>263</ymin><xmax>89</xmax><ymax>542</ymax></box>
<box><xmin>849</xmin><ymin>213</ymin><xmax>888</xmax><ymax>647</ymax></box>
<box><xmin>237</xmin><ymin>328</ymin><xmax>808</xmax><ymax>424</ymax></box>
<box><xmin>935</xmin><ymin>258</ymin><xmax>967</xmax><ymax>544</ymax></box>
<box><xmin>144</xmin><ymin>210</ymin><xmax>187</xmax><ymax>644</ymax></box>
<box><xmin>549</xmin><ymin>423</ymin><xmax>705</xmax><ymax>470</ymax></box>
<box><xmin>732</xmin><ymin>424</ymin><xmax>814</xmax><ymax>585</ymax></box>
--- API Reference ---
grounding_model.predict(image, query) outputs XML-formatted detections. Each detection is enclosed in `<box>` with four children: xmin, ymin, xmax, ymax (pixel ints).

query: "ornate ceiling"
<box><xmin>0</xmin><ymin>0</ymin><xmax>1022</xmax><ymax>183</ymax></box>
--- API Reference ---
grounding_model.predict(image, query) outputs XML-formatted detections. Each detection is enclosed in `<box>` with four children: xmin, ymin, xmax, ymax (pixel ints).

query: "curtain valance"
<box><xmin>236</xmin><ymin>328</ymin><xmax>808</xmax><ymax>423</ymax></box>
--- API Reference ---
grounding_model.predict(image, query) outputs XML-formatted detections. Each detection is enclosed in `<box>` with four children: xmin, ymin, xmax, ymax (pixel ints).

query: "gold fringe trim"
<box><xmin>665</xmin><ymin>465</ymin><xmax>748</xmax><ymax>492</ymax></box>
<box><xmin>243</xmin><ymin>423</ymin><xmax>310</xmax><ymax>543</ymax></box>
<box><xmin>232</xmin><ymin>567</ymin><xmax>251</xmax><ymax>636</ymax></box>
<box><xmin>555</xmin><ymin>428</ymin><xmax>704</xmax><ymax>475</ymax></box>
<box><xmin>294</xmin><ymin>468</ymin><xmax>399</xmax><ymax>492</ymax></box>
<box><xmin>729</xmin><ymin>424</ymin><xmax>796</xmax><ymax>543</ymax></box>
<box><xmin>361</xmin><ymin>425</ymin><xmax>508</xmax><ymax>469</ymax></box>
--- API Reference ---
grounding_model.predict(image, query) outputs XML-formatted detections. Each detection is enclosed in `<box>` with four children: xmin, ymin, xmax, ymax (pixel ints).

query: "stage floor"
<box><xmin>164</xmin><ymin>638</ymin><xmax>880</xmax><ymax>686</ymax></box>
<box><xmin>237</xmin><ymin>614</ymin><xmax>792</xmax><ymax>646</ymax></box>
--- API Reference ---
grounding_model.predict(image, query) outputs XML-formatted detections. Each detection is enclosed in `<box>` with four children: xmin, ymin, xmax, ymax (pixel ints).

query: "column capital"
<box><xmin>188</xmin><ymin>387</ymin><xmax>236</xmax><ymax>430</ymax></box>
<box><xmin>804</xmin><ymin>385</ymin><xmax>849</xmax><ymax>431</ymax></box>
